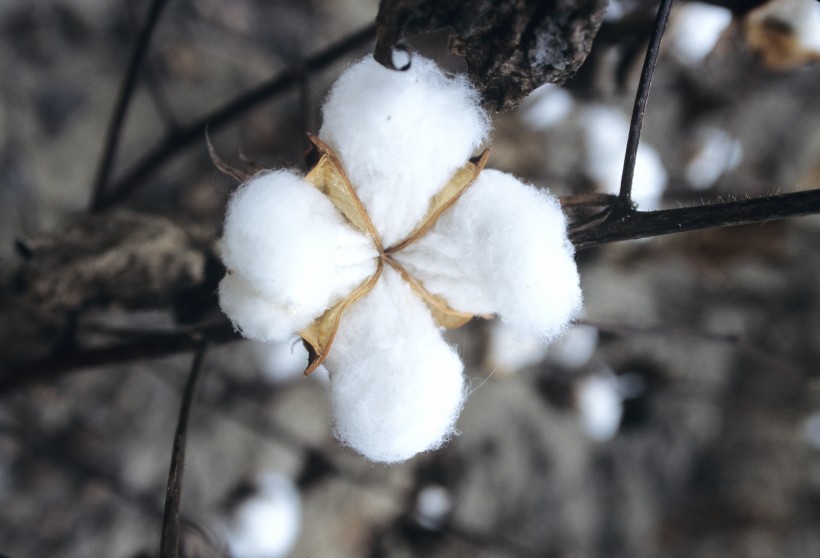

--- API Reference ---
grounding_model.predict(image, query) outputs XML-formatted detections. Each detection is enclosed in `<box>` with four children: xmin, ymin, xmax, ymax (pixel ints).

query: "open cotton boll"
<box><xmin>669</xmin><ymin>2</ymin><xmax>732</xmax><ymax>65</ymax></box>
<box><xmin>547</xmin><ymin>324</ymin><xmax>599</xmax><ymax>369</ymax></box>
<box><xmin>576</xmin><ymin>371</ymin><xmax>623</xmax><ymax>442</ymax></box>
<box><xmin>579</xmin><ymin>104</ymin><xmax>667</xmax><ymax>210</ymax></box>
<box><xmin>326</xmin><ymin>267</ymin><xmax>465</xmax><ymax>463</ymax></box>
<box><xmin>224</xmin><ymin>472</ymin><xmax>301</xmax><ymax>558</ymax></box>
<box><xmin>319</xmin><ymin>55</ymin><xmax>490</xmax><ymax>247</ymax></box>
<box><xmin>686</xmin><ymin>126</ymin><xmax>743</xmax><ymax>190</ymax></box>
<box><xmin>397</xmin><ymin>169</ymin><xmax>582</xmax><ymax>340</ymax></box>
<box><xmin>221</xmin><ymin>169</ymin><xmax>377</xmax><ymax>319</ymax></box>
<box><xmin>522</xmin><ymin>83</ymin><xmax>574</xmax><ymax>131</ymax></box>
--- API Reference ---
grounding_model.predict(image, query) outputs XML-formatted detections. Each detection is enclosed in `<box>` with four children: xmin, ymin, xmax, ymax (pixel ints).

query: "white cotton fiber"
<box><xmin>319</xmin><ymin>55</ymin><xmax>490</xmax><ymax>247</ymax></box>
<box><xmin>224</xmin><ymin>472</ymin><xmax>301</xmax><ymax>558</ymax></box>
<box><xmin>219</xmin><ymin>170</ymin><xmax>378</xmax><ymax>340</ymax></box>
<box><xmin>249</xmin><ymin>338</ymin><xmax>328</xmax><ymax>384</ymax></box>
<box><xmin>670</xmin><ymin>2</ymin><xmax>732</xmax><ymax>65</ymax></box>
<box><xmin>326</xmin><ymin>267</ymin><xmax>465</xmax><ymax>463</ymax></box>
<box><xmin>397</xmin><ymin>169</ymin><xmax>582</xmax><ymax>341</ymax></box>
<box><xmin>577</xmin><ymin>371</ymin><xmax>623</xmax><ymax>441</ymax></box>
<box><xmin>219</xmin><ymin>272</ymin><xmax>311</xmax><ymax>341</ymax></box>
<box><xmin>579</xmin><ymin>104</ymin><xmax>667</xmax><ymax>210</ymax></box>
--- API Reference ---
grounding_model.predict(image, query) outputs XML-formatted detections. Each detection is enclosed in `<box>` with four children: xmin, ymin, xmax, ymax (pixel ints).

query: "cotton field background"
<box><xmin>1</xmin><ymin>0</ymin><xmax>819</xmax><ymax>557</ymax></box>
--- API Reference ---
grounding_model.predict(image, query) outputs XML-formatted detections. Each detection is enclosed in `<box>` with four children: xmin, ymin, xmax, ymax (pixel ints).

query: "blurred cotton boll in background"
<box><xmin>414</xmin><ymin>485</ymin><xmax>453</xmax><ymax>529</ymax></box>
<box><xmin>487</xmin><ymin>322</ymin><xmax>550</xmax><ymax>375</ymax></box>
<box><xmin>685</xmin><ymin>126</ymin><xmax>743</xmax><ymax>191</ymax></box>
<box><xmin>668</xmin><ymin>2</ymin><xmax>732</xmax><ymax>65</ymax></box>
<box><xmin>547</xmin><ymin>324</ymin><xmax>599</xmax><ymax>369</ymax></box>
<box><xmin>521</xmin><ymin>83</ymin><xmax>575</xmax><ymax>131</ymax></box>
<box><xmin>576</xmin><ymin>370</ymin><xmax>623</xmax><ymax>442</ymax></box>
<box><xmin>249</xmin><ymin>338</ymin><xmax>328</xmax><ymax>385</ymax></box>
<box><xmin>579</xmin><ymin>104</ymin><xmax>668</xmax><ymax>211</ymax></box>
<box><xmin>223</xmin><ymin>472</ymin><xmax>301</xmax><ymax>558</ymax></box>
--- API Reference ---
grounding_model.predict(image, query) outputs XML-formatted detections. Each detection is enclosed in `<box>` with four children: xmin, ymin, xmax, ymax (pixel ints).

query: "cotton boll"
<box><xmin>326</xmin><ymin>267</ymin><xmax>465</xmax><ymax>463</ymax></box>
<box><xmin>221</xmin><ymin>169</ymin><xmax>377</xmax><ymax>321</ymax></box>
<box><xmin>579</xmin><ymin>104</ymin><xmax>667</xmax><ymax>210</ymax></box>
<box><xmin>670</xmin><ymin>2</ymin><xmax>732</xmax><ymax>65</ymax></box>
<box><xmin>577</xmin><ymin>371</ymin><xmax>623</xmax><ymax>441</ymax></box>
<box><xmin>547</xmin><ymin>324</ymin><xmax>599</xmax><ymax>369</ymax></box>
<box><xmin>487</xmin><ymin>322</ymin><xmax>549</xmax><ymax>374</ymax></box>
<box><xmin>219</xmin><ymin>272</ymin><xmax>312</xmax><ymax>342</ymax></box>
<box><xmin>397</xmin><ymin>169</ymin><xmax>582</xmax><ymax>341</ymax></box>
<box><xmin>686</xmin><ymin>126</ymin><xmax>743</xmax><ymax>190</ymax></box>
<box><xmin>522</xmin><ymin>84</ymin><xmax>574</xmax><ymax>130</ymax></box>
<box><xmin>224</xmin><ymin>472</ymin><xmax>301</xmax><ymax>558</ymax></box>
<box><xmin>745</xmin><ymin>0</ymin><xmax>820</xmax><ymax>69</ymax></box>
<box><xmin>319</xmin><ymin>55</ymin><xmax>490</xmax><ymax>247</ymax></box>
<box><xmin>414</xmin><ymin>485</ymin><xmax>452</xmax><ymax>529</ymax></box>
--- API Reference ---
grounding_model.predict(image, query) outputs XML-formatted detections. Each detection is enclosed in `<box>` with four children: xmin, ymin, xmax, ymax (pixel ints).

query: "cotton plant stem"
<box><xmin>96</xmin><ymin>24</ymin><xmax>376</xmax><ymax>210</ymax></box>
<box><xmin>618</xmin><ymin>0</ymin><xmax>673</xmax><ymax>206</ymax></box>
<box><xmin>90</xmin><ymin>0</ymin><xmax>172</xmax><ymax>212</ymax></box>
<box><xmin>570</xmin><ymin>188</ymin><xmax>820</xmax><ymax>249</ymax></box>
<box><xmin>0</xmin><ymin>322</ymin><xmax>238</xmax><ymax>397</ymax></box>
<box><xmin>159</xmin><ymin>340</ymin><xmax>208</xmax><ymax>558</ymax></box>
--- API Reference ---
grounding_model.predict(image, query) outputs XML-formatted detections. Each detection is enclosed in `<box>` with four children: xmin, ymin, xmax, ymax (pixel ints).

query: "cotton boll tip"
<box><xmin>329</xmin><ymin>343</ymin><xmax>466</xmax><ymax>463</ymax></box>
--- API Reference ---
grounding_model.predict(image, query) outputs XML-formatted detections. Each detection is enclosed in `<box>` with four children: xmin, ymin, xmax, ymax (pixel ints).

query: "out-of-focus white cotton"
<box><xmin>580</xmin><ymin>104</ymin><xmax>667</xmax><ymax>211</ymax></box>
<box><xmin>577</xmin><ymin>371</ymin><xmax>623</xmax><ymax>441</ymax></box>
<box><xmin>224</xmin><ymin>472</ymin><xmax>301</xmax><ymax>558</ymax></box>
<box><xmin>397</xmin><ymin>169</ymin><xmax>582</xmax><ymax>340</ymax></box>
<box><xmin>326</xmin><ymin>267</ymin><xmax>465</xmax><ymax>463</ymax></box>
<box><xmin>670</xmin><ymin>3</ymin><xmax>732</xmax><ymax>65</ymax></box>
<box><xmin>320</xmin><ymin>56</ymin><xmax>490</xmax><ymax>247</ymax></box>
<box><xmin>250</xmin><ymin>338</ymin><xmax>328</xmax><ymax>384</ymax></box>
<box><xmin>685</xmin><ymin>126</ymin><xmax>743</xmax><ymax>190</ymax></box>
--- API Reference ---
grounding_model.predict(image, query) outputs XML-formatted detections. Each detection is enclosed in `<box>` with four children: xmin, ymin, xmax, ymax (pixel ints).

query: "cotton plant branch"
<box><xmin>94</xmin><ymin>24</ymin><xmax>376</xmax><ymax>210</ymax></box>
<box><xmin>159</xmin><ymin>340</ymin><xmax>208</xmax><ymax>558</ymax></box>
<box><xmin>618</xmin><ymin>0</ymin><xmax>673</xmax><ymax>206</ymax></box>
<box><xmin>90</xmin><ymin>0</ymin><xmax>172</xmax><ymax>212</ymax></box>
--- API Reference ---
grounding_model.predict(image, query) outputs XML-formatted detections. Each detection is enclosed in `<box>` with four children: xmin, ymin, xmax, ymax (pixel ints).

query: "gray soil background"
<box><xmin>1</xmin><ymin>0</ymin><xmax>819</xmax><ymax>557</ymax></box>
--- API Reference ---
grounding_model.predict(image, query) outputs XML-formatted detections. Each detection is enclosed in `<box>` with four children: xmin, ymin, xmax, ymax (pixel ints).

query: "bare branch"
<box><xmin>96</xmin><ymin>24</ymin><xmax>376</xmax><ymax>210</ymax></box>
<box><xmin>619</xmin><ymin>0</ymin><xmax>673</xmax><ymax>205</ymax></box>
<box><xmin>159</xmin><ymin>340</ymin><xmax>208</xmax><ymax>558</ymax></box>
<box><xmin>569</xmin><ymin>189</ymin><xmax>820</xmax><ymax>249</ymax></box>
<box><xmin>90</xmin><ymin>0</ymin><xmax>172</xmax><ymax>212</ymax></box>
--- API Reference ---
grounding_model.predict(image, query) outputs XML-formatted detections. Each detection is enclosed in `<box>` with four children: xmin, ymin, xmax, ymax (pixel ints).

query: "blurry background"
<box><xmin>1</xmin><ymin>0</ymin><xmax>819</xmax><ymax>557</ymax></box>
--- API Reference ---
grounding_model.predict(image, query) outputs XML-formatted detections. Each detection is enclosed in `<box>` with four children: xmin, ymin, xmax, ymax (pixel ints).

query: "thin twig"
<box><xmin>159</xmin><ymin>340</ymin><xmax>208</xmax><ymax>558</ymax></box>
<box><xmin>96</xmin><ymin>24</ymin><xmax>376</xmax><ymax>210</ymax></box>
<box><xmin>90</xmin><ymin>0</ymin><xmax>172</xmax><ymax>212</ymax></box>
<box><xmin>570</xmin><ymin>188</ymin><xmax>820</xmax><ymax>249</ymax></box>
<box><xmin>0</xmin><ymin>321</ymin><xmax>238</xmax><ymax>397</ymax></box>
<box><xmin>618</xmin><ymin>0</ymin><xmax>673</xmax><ymax>205</ymax></box>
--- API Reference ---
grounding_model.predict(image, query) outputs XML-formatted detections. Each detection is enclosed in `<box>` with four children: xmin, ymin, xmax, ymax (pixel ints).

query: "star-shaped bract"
<box><xmin>219</xmin><ymin>55</ymin><xmax>582</xmax><ymax>462</ymax></box>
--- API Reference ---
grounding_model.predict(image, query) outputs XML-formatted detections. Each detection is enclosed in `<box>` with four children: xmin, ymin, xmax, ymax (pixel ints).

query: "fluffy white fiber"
<box><xmin>579</xmin><ymin>104</ymin><xmax>667</xmax><ymax>211</ymax></box>
<box><xmin>398</xmin><ymin>169</ymin><xmax>582</xmax><ymax>340</ymax></box>
<box><xmin>224</xmin><ymin>472</ymin><xmax>301</xmax><ymax>558</ymax></box>
<box><xmin>670</xmin><ymin>2</ymin><xmax>732</xmax><ymax>65</ymax></box>
<box><xmin>319</xmin><ymin>56</ymin><xmax>490</xmax><ymax>248</ymax></box>
<box><xmin>219</xmin><ymin>170</ymin><xmax>377</xmax><ymax>341</ymax></box>
<box><xmin>326</xmin><ymin>267</ymin><xmax>465</xmax><ymax>463</ymax></box>
<box><xmin>219</xmin><ymin>53</ymin><xmax>582</xmax><ymax>463</ymax></box>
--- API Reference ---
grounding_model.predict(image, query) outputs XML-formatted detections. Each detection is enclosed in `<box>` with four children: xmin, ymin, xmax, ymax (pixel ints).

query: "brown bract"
<box><xmin>299</xmin><ymin>134</ymin><xmax>490</xmax><ymax>375</ymax></box>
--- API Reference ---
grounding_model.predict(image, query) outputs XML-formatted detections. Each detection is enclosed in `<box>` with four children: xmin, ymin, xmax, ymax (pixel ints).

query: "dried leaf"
<box><xmin>305</xmin><ymin>134</ymin><xmax>384</xmax><ymax>251</ymax></box>
<box><xmin>299</xmin><ymin>263</ymin><xmax>384</xmax><ymax>375</ymax></box>
<box><xmin>385</xmin><ymin>258</ymin><xmax>476</xmax><ymax>329</ymax></box>
<box><xmin>386</xmin><ymin>149</ymin><xmax>489</xmax><ymax>253</ymax></box>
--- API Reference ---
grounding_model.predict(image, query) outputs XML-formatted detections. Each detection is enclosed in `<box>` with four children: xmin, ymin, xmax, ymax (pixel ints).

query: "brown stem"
<box><xmin>96</xmin><ymin>24</ymin><xmax>376</xmax><ymax>210</ymax></box>
<box><xmin>619</xmin><ymin>0</ymin><xmax>673</xmax><ymax>205</ymax></box>
<box><xmin>90</xmin><ymin>0</ymin><xmax>172</xmax><ymax>212</ymax></box>
<box><xmin>159</xmin><ymin>340</ymin><xmax>208</xmax><ymax>558</ymax></box>
<box><xmin>570</xmin><ymin>189</ymin><xmax>820</xmax><ymax>249</ymax></box>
